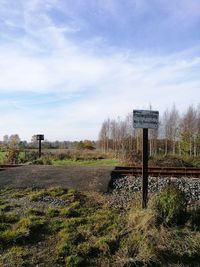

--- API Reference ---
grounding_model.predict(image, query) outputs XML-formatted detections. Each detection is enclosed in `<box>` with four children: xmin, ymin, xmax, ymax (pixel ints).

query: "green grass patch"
<box><xmin>0</xmin><ymin>187</ymin><xmax>200</xmax><ymax>267</ymax></box>
<box><xmin>0</xmin><ymin>151</ymin><xmax>6</xmax><ymax>164</ymax></box>
<box><xmin>52</xmin><ymin>158</ymin><xmax>119</xmax><ymax>167</ymax></box>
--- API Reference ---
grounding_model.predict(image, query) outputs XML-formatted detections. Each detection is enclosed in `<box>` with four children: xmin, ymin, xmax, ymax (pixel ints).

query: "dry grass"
<box><xmin>1</xmin><ymin>187</ymin><xmax>200</xmax><ymax>266</ymax></box>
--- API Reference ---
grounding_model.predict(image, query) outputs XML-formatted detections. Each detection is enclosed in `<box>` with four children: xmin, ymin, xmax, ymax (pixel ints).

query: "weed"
<box><xmin>60</xmin><ymin>202</ymin><xmax>80</xmax><ymax>218</ymax></box>
<box><xmin>0</xmin><ymin>203</ymin><xmax>12</xmax><ymax>212</ymax></box>
<box><xmin>46</xmin><ymin>219</ymin><xmax>62</xmax><ymax>233</ymax></box>
<box><xmin>65</xmin><ymin>255</ymin><xmax>84</xmax><ymax>267</ymax></box>
<box><xmin>47</xmin><ymin>186</ymin><xmax>66</xmax><ymax>197</ymax></box>
<box><xmin>25</xmin><ymin>207</ymin><xmax>44</xmax><ymax>216</ymax></box>
<box><xmin>31</xmin><ymin>156</ymin><xmax>52</xmax><ymax>165</ymax></box>
<box><xmin>128</xmin><ymin>207</ymin><xmax>156</xmax><ymax>232</ymax></box>
<box><xmin>2</xmin><ymin>216</ymin><xmax>46</xmax><ymax>245</ymax></box>
<box><xmin>0</xmin><ymin>210</ymin><xmax>18</xmax><ymax>223</ymax></box>
<box><xmin>0</xmin><ymin>187</ymin><xmax>200</xmax><ymax>266</ymax></box>
<box><xmin>188</xmin><ymin>206</ymin><xmax>200</xmax><ymax>230</ymax></box>
<box><xmin>66</xmin><ymin>188</ymin><xmax>76</xmax><ymax>196</ymax></box>
<box><xmin>28</xmin><ymin>190</ymin><xmax>47</xmax><ymax>201</ymax></box>
<box><xmin>11</xmin><ymin>191</ymin><xmax>26</xmax><ymax>199</ymax></box>
<box><xmin>0</xmin><ymin>246</ymin><xmax>27</xmax><ymax>267</ymax></box>
<box><xmin>153</xmin><ymin>185</ymin><xmax>188</xmax><ymax>226</ymax></box>
<box><xmin>46</xmin><ymin>207</ymin><xmax>60</xmax><ymax>217</ymax></box>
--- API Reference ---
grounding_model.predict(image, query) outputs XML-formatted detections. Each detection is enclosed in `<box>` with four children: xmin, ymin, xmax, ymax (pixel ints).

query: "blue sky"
<box><xmin>0</xmin><ymin>0</ymin><xmax>200</xmax><ymax>141</ymax></box>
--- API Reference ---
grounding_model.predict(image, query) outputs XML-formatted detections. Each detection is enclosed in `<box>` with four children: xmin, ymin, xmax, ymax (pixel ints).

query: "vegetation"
<box><xmin>0</xmin><ymin>149</ymin><xmax>119</xmax><ymax>166</ymax></box>
<box><xmin>98</xmin><ymin>104</ymin><xmax>200</xmax><ymax>164</ymax></box>
<box><xmin>0</xmin><ymin>186</ymin><xmax>200</xmax><ymax>266</ymax></box>
<box><xmin>1</xmin><ymin>104</ymin><xmax>200</xmax><ymax>166</ymax></box>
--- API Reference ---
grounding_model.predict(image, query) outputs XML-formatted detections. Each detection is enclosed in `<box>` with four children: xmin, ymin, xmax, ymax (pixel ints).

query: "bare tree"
<box><xmin>180</xmin><ymin>105</ymin><xmax>197</xmax><ymax>156</ymax></box>
<box><xmin>162</xmin><ymin>105</ymin><xmax>180</xmax><ymax>155</ymax></box>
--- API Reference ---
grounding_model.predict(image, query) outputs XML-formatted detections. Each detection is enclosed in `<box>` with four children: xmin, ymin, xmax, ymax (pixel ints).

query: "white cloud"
<box><xmin>0</xmin><ymin>0</ymin><xmax>200</xmax><ymax>140</ymax></box>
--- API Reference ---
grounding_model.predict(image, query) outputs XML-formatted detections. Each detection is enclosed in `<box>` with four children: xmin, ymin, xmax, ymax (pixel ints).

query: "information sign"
<box><xmin>36</xmin><ymin>134</ymin><xmax>44</xmax><ymax>141</ymax></box>
<box><xmin>133</xmin><ymin>110</ymin><xmax>159</xmax><ymax>129</ymax></box>
<box><xmin>132</xmin><ymin>109</ymin><xmax>159</xmax><ymax>208</ymax></box>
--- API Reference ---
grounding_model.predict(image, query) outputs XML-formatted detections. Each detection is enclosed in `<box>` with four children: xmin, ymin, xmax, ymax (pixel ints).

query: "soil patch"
<box><xmin>0</xmin><ymin>165</ymin><xmax>113</xmax><ymax>192</ymax></box>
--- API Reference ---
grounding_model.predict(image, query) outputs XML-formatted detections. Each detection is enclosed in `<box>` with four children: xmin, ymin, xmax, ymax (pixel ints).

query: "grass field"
<box><xmin>52</xmin><ymin>158</ymin><xmax>119</xmax><ymax>167</ymax></box>
<box><xmin>0</xmin><ymin>152</ymin><xmax>6</xmax><ymax>164</ymax></box>
<box><xmin>0</xmin><ymin>150</ymin><xmax>120</xmax><ymax>167</ymax></box>
<box><xmin>1</xmin><ymin>186</ymin><xmax>200</xmax><ymax>267</ymax></box>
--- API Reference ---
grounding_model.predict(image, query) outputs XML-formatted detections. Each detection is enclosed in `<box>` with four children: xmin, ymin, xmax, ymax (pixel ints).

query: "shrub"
<box><xmin>153</xmin><ymin>185</ymin><xmax>188</xmax><ymax>226</ymax></box>
<box><xmin>31</xmin><ymin>156</ymin><xmax>52</xmax><ymax>165</ymax></box>
<box><xmin>4</xmin><ymin>147</ymin><xmax>20</xmax><ymax>164</ymax></box>
<box><xmin>24</xmin><ymin>151</ymin><xmax>38</xmax><ymax>162</ymax></box>
<box><xmin>188</xmin><ymin>206</ymin><xmax>200</xmax><ymax>230</ymax></box>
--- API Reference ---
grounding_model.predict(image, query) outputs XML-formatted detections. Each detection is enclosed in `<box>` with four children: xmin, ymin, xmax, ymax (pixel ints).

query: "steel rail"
<box><xmin>111</xmin><ymin>166</ymin><xmax>200</xmax><ymax>178</ymax></box>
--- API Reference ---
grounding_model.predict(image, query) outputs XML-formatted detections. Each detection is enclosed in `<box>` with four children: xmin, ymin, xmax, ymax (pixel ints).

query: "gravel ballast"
<box><xmin>109</xmin><ymin>176</ymin><xmax>200</xmax><ymax>207</ymax></box>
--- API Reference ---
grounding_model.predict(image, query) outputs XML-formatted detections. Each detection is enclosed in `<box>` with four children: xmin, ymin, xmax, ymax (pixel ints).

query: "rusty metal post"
<box><xmin>142</xmin><ymin>128</ymin><xmax>148</xmax><ymax>209</ymax></box>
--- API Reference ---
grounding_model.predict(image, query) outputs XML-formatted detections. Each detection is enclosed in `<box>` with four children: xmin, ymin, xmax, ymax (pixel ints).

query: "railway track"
<box><xmin>1</xmin><ymin>164</ymin><xmax>200</xmax><ymax>178</ymax></box>
<box><xmin>111</xmin><ymin>166</ymin><xmax>200</xmax><ymax>178</ymax></box>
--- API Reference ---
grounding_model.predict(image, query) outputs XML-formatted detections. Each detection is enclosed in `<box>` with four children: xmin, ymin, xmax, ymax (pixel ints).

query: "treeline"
<box><xmin>98</xmin><ymin>105</ymin><xmax>200</xmax><ymax>157</ymax></box>
<box><xmin>0</xmin><ymin>135</ymin><xmax>96</xmax><ymax>150</ymax></box>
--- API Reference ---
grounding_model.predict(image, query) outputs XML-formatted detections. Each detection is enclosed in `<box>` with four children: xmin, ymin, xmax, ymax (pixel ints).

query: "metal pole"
<box><xmin>142</xmin><ymin>128</ymin><xmax>148</xmax><ymax>208</ymax></box>
<box><xmin>39</xmin><ymin>139</ymin><xmax>42</xmax><ymax>158</ymax></box>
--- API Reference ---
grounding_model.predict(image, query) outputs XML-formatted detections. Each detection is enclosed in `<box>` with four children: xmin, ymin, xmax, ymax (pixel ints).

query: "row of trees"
<box><xmin>0</xmin><ymin>135</ymin><xmax>96</xmax><ymax>150</ymax></box>
<box><xmin>98</xmin><ymin>105</ymin><xmax>200</xmax><ymax>157</ymax></box>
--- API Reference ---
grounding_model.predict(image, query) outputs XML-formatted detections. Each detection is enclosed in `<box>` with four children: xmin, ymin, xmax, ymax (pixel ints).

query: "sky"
<box><xmin>0</xmin><ymin>0</ymin><xmax>200</xmax><ymax>141</ymax></box>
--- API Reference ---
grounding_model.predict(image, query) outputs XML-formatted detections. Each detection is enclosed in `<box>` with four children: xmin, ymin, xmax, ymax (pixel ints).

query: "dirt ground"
<box><xmin>0</xmin><ymin>165</ymin><xmax>114</xmax><ymax>192</ymax></box>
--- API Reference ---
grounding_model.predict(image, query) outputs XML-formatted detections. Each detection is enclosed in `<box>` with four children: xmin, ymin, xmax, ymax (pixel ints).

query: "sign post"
<box><xmin>36</xmin><ymin>134</ymin><xmax>44</xmax><ymax>158</ymax></box>
<box><xmin>142</xmin><ymin>128</ymin><xmax>148</xmax><ymax>208</ymax></box>
<box><xmin>133</xmin><ymin>110</ymin><xmax>159</xmax><ymax>208</ymax></box>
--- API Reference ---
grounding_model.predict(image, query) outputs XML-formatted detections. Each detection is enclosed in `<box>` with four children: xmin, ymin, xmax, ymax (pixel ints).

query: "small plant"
<box><xmin>11</xmin><ymin>191</ymin><xmax>25</xmax><ymax>199</ymax></box>
<box><xmin>0</xmin><ymin>246</ymin><xmax>27</xmax><ymax>267</ymax></box>
<box><xmin>2</xmin><ymin>216</ymin><xmax>46</xmax><ymax>245</ymax></box>
<box><xmin>47</xmin><ymin>186</ymin><xmax>66</xmax><ymax>197</ymax></box>
<box><xmin>60</xmin><ymin>206</ymin><xmax>79</xmax><ymax>218</ymax></box>
<box><xmin>25</xmin><ymin>207</ymin><xmax>44</xmax><ymax>216</ymax></box>
<box><xmin>0</xmin><ymin>210</ymin><xmax>18</xmax><ymax>224</ymax></box>
<box><xmin>188</xmin><ymin>206</ymin><xmax>200</xmax><ymax>230</ymax></box>
<box><xmin>65</xmin><ymin>255</ymin><xmax>84</xmax><ymax>267</ymax></box>
<box><xmin>31</xmin><ymin>156</ymin><xmax>52</xmax><ymax>165</ymax></box>
<box><xmin>0</xmin><ymin>203</ymin><xmax>12</xmax><ymax>212</ymax></box>
<box><xmin>46</xmin><ymin>207</ymin><xmax>60</xmax><ymax>217</ymax></box>
<box><xmin>153</xmin><ymin>185</ymin><xmax>188</xmax><ymax>225</ymax></box>
<box><xmin>4</xmin><ymin>142</ymin><xmax>21</xmax><ymax>164</ymax></box>
<box><xmin>28</xmin><ymin>190</ymin><xmax>47</xmax><ymax>201</ymax></box>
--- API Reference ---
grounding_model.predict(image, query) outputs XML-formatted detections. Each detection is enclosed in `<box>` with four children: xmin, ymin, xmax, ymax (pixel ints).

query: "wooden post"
<box><xmin>36</xmin><ymin>134</ymin><xmax>44</xmax><ymax>158</ymax></box>
<box><xmin>39</xmin><ymin>138</ymin><xmax>42</xmax><ymax>158</ymax></box>
<box><xmin>142</xmin><ymin>128</ymin><xmax>148</xmax><ymax>209</ymax></box>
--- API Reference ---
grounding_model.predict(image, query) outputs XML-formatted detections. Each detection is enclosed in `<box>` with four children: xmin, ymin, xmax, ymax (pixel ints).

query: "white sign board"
<box><xmin>133</xmin><ymin>110</ymin><xmax>159</xmax><ymax>129</ymax></box>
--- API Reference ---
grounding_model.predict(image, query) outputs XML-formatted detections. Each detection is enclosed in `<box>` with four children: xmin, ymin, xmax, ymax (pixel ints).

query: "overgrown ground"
<box><xmin>1</xmin><ymin>186</ymin><xmax>200</xmax><ymax>267</ymax></box>
<box><xmin>0</xmin><ymin>150</ymin><xmax>119</xmax><ymax>167</ymax></box>
<box><xmin>52</xmin><ymin>158</ymin><xmax>119</xmax><ymax>167</ymax></box>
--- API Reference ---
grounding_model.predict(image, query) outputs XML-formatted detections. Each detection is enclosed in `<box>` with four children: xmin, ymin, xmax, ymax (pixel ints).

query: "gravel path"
<box><xmin>0</xmin><ymin>165</ymin><xmax>113</xmax><ymax>192</ymax></box>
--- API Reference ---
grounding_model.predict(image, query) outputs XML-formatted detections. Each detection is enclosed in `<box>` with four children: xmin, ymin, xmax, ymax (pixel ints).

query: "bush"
<box><xmin>188</xmin><ymin>206</ymin><xmax>200</xmax><ymax>230</ymax></box>
<box><xmin>153</xmin><ymin>185</ymin><xmax>188</xmax><ymax>226</ymax></box>
<box><xmin>4</xmin><ymin>147</ymin><xmax>20</xmax><ymax>164</ymax></box>
<box><xmin>31</xmin><ymin>156</ymin><xmax>52</xmax><ymax>165</ymax></box>
<box><xmin>24</xmin><ymin>151</ymin><xmax>38</xmax><ymax>162</ymax></box>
